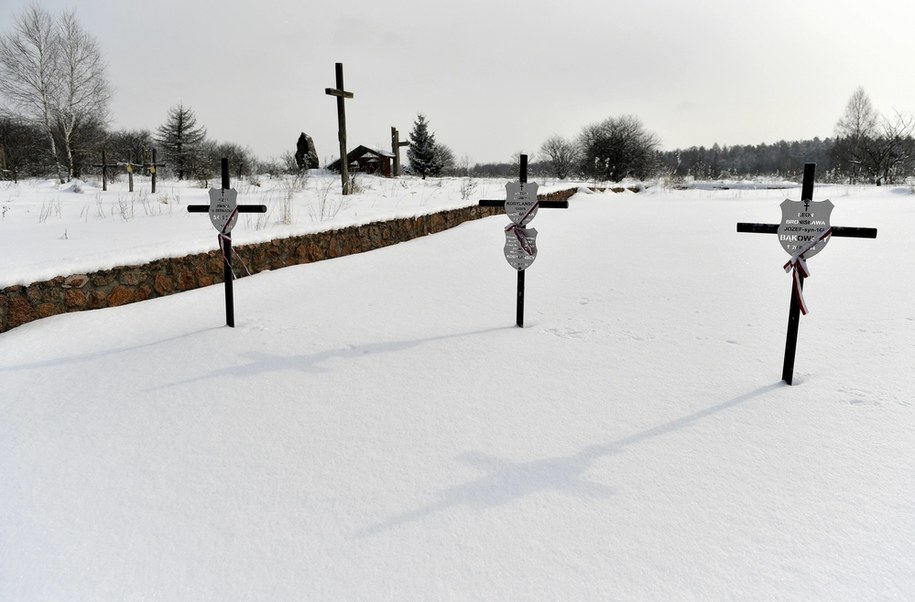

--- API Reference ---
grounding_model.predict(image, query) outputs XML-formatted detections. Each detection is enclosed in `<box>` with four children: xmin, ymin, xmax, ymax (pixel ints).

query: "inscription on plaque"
<box><xmin>503</xmin><ymin>227</ymin><xmax>538</xmax><ymax>270</ymax></box>
<box><xmin>208</xmin><ymin>188</ymin><xmax>239</xmax><ymax>233</ymax></box>
<box><xmin>777</xmin><ymin>198</ymin><xmax>833</xmax><ymax>258</ymax></box>
<box><xmin>504</xmin><ymin>182</ymin><xmax>539</xmax><ymax>226</ymax></box>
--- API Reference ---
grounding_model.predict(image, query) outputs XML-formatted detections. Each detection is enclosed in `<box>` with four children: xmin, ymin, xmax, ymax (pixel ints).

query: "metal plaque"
<box><xmin>504</xmin><ymin>182</ymin><xmax>539</xmax><ymax>225</ymax></box>
<box><xmin>777</xmin><ymin>198</ymin><xmax>833</xmax><ymax>258</ymax></box>
<box><xmin>504</xmin><ymin>226</ymin><xmax>538</xmax><ymax>270</ymax></box>
<box><xmin>208</xmin><ymin>188</ymin><xmax>239</xmax><ymax>233</ymax></box>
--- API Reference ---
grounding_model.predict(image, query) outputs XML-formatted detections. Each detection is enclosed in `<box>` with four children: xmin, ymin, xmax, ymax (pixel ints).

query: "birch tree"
<box><xmin>55</xmin><ymin>10</ymin><xmax>111</xmax><ymax>180</ymax></box>
<box><xmin>0</xmin><ymin>5</ymin><xmax>110</xmax><ymax>182</ymax></box>
<box><xmin>0</xmin><ymin>5</ymin><xmax>64</xmax><ymax>181</ymax></box>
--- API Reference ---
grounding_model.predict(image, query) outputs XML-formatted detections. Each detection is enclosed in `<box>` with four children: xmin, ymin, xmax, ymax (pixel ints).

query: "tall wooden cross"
<box><xmin>187</xmin><ymin>158</ymin><xmax>267</xmax><ymax>327</ymax></box>
<box><xmin>92</xmin><ymin>150</ymin><xmax>118</xmax><ymax>191</ymax></box>
<box><xmin>391</xmin><ymin>126</ymin><xmax>410</xmax><ymax>177</ymax></box>
<box><xmin>325</xmin><ymin>62</ymin><xmax>354</xmax><ymax>195</ymax></box>
<box><xmin>737</xmin><ymin>163</ymin><xmax>877</xmax><ymax>384</ymax></box>
<box><xmin>143</xmin><ymin>148</ymin><xmax>166</xmax><ymax>194</ymax></box>
<box><xmin>479</xmin><ymin>154</ymin><xmax>569</xmax><ymax>327</ymax></box>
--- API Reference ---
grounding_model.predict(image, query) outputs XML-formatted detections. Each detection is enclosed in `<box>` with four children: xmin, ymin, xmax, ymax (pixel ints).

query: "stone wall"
<box><xmin>0</xmin><ymin>190</ymin><xmax>579</xmax><ymax>333</ymax></box>
<box><xmin>0</xmin><ymin>188</ymin><xmax>590</xmax><ymax>333</ymax></box>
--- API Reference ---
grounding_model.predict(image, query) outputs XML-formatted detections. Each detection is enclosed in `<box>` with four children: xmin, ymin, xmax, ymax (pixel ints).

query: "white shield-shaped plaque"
<box><xmin>777</xmin><ymin>198</ymin><xmax>833</xmax><ymax>258</ymax></box>
<box><xmin>208</xmin><ymin>188</ymin><xmax>239</xmax><ymax>233</ymax></box>
<box><xmin>504</xmin><ymin>226</ymin><xmax>538</xmax><ymax>270</ymax></box>
<box><xmin>504</xmin><ymin>182</ymin><xmax>539</xmax><ymax>226</ymax></box>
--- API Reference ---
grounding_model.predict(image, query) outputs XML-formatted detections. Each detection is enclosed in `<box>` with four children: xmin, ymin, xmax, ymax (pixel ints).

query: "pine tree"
<box><xmin>407</xmin><ymin>113</ymin><xmax>442</xmax><ymax>178</ymax></box>
<box><xmin>155</xmin><ymin>103</ymin><xmax>206</xmax><ymax>180</ymax></box>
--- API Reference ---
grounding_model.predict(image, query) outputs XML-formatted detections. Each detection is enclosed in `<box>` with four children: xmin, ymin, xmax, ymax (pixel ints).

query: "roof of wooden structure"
<box><xmin>326</xmin><ymin>146</ymin><xmax>395</xmax><ymax>171</ymax></box>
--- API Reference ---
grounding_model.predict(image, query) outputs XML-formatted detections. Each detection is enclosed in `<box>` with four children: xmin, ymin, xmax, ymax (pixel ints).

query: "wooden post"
<box><xmin>220</xmin><ymin>159</ymin><xmax>236</xmax><ymax>326</ymax></box>
<box><xmin>391</xmin><ymin>126</ymin><xmax>410</xmax><ymax>177</ymax></box>
<box><xmin>92</xmin><ymin>150</ymin><xmax>118</xmax><ymax>191</ymax></box>
<box><xmin>119</xmin><ymin>154</ymin><xmax>142</xmax><ymax>193</ymax></box>
<box><xmin>516</xmin><ymin>155</ymin><xmax>528</xmax><ymax>327</ymax></box>
<box><xmin>325</xmin><ymin>62</ymin><xmax>354</xmax><ymax>195</ymax></box>
<box><xmin>144</xmin><ymin>148</ymin><xmax>165</xmax><ymax>194</ymax></box>
<box><xmin>781</xmin><ymin>163</ymin><xmax>816</xmax><ymax>384</ymax></box>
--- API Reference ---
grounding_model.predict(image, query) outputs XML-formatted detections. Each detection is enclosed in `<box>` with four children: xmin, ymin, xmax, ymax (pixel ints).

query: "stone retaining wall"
<box><xmin>0</xmin><ymin>188</ymin><xmax>584</xmax><ymax>333</ymax></box>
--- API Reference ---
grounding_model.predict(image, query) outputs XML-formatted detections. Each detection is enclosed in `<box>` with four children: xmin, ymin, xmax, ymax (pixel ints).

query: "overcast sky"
<box><xmin>4</xmin><ymin>0</ymin><xmax>915</xmax><ymax>165</ymax></box>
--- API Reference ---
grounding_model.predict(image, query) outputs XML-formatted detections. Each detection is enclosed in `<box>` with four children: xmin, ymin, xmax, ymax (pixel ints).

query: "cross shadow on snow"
<box><xmin>356</xmin><ymin>382</ymin><xmax>783</xmax><ymax>537</ymax></box>
<box><xmin>145</xmin><ymin>326</ymin><xmax>508</xmax><ymax>391</ymax></box>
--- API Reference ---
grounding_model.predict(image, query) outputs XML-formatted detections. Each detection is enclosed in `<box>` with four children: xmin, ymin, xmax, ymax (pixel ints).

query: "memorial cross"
<box><xmin>736</xmin><ymin>162</ymin><xmax>877</xmax><ymax>384</ymax></box>
<box><xmin>391</xmin><ymin>126</ymin><xmax>410</xmax><ymax>177</ymax></box>
<box><xmin>117</xmin><ymin>154</ymin><xmax>144</xmax><ymax>193</ymax></box>
<box><xmin>479</xmin><ymin>154</ymin><xmax>569</xmax><ymax>327</ymax></box>
<box><xmin>143</xmin><ymin>148</ymin><xmax>166</xmax><ymax>194</ymax></box>
<box><xmin>92</xmin><ymin>150</ymin><xmax>118</xmax><ymax>191</ymax></box>
<box><xmin>187</xmin><ymin>158</ymin><xmax>268</xmax><ymax>327</ymax></box>
<box><xmin>325</xmin><ymin>62</ymin><xmax>354</xmax><ymax>195</ymax></box>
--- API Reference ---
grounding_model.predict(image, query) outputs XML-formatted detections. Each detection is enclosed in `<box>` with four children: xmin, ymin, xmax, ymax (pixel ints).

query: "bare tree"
<box><xmin>833</xmin><ymin>87</ymin><xmax>915</xmax><ymax>185</ymax></box>
<box><xmin>833</xmin><ymin>86</ymin><xmax>878</xmax><ymax>183</ymax></box>
<box><xmin>54</xmin><ymin>10</ymin><xmax>111</xmax><ymax>180</ymax></box>
<box><xmin>0</xmin><ymin>5</ymin><xmax>110</xmax><ymax>182</ymax></box>
<box><xmin>434</xmin><ymin>142</ymin><xmax>455</xmax><ymax>174</ymax></box>
<box><xmin>106</xmin><ymin>128</ymin><xmax>152</xmax><ymax>166</ymax></box>
<box><xmin>0</xmin><ymin>5</ymin><xmax>64</xmax><ymax>181</ymax></box>
<box><xmin>540</xmin><ymin>135</ymin><xmax>579</xmax><ymax>179</ymax></box>
<box><xmin>868</xmin><ymin>110</ymin><xmax>915</xmax><ymax>186</ymax></box>
<box><xmin>578</xmin><ymin>115</ymin><xmax>660</xmax><ymax>182</ymax></box>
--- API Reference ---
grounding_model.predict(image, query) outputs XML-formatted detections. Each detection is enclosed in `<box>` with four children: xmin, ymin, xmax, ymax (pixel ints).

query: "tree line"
<box><xmin>0</xmin><ymin>6</ymin><xmax>273</xmax><ymax>184</ymax></box>
<box><xmin>529</xmin><ymin>88</ymin><xmax>914</xmax><ymax>185</ymax></box>
<box><xmin>2</xmin><ymin>6</ymin><xmax>912</xmax><ymax>186</ymax></box>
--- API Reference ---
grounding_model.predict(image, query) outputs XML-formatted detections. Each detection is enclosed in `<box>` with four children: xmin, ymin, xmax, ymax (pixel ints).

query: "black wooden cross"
<box><xmin>391</xmin><ymin>126</ymin><xmax>410</xmax><ymax>177</ymax></box>
<box><xmin>92</xmin><ymin>150</ymin><xmax>118</xmax><ymax>191</ymax></box>
<box><xmin>143</xmin><ymin>148</ymin><xmax>166</xmax><ymax>194</ymax></box>
<box><xmin>325</xmin><ymin>62</ymin><xmax>354</xmax><ymax>195</ymax></box>
<box><xmin>479</xmin><ymin>154</ymin><xmax>569</xmax><ymax>327</ymax></box>
<box><xmin>737</xmin><ymin>162</ymin><xmax>877</xmax><ymax>384</ymax></box>
<box><xmin>187</xmin><ymin>158</ymin><xmax>267</xmax><ymax>327</ymax></box>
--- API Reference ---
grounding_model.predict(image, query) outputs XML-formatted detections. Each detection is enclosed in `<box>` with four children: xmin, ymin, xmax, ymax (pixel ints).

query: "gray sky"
<box><xmin>4</xmin><ymin>0</ymin><xmax>915</xmax><ymax>164</ymax></box>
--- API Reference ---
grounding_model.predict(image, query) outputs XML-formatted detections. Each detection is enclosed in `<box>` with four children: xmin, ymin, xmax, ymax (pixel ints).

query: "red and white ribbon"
<box><xmin>505</xmin><ymin>222</ymin><xmax>535</xmax><ymax>256</ymax></box>
<box><xmin>504</xmin><ymin>201</ymin><xmax>538</xmax><ymax>256</ymax></box>
<box><xmin>512</xmin><ymin>199</ymin><xmax>539</xmax><ymax>226</ymax></box>
<box><xmin>216</xmin><ymin>207</ymin><xmax>252</xmax><ymax>279</ymax></box>
<box><xmin>783</xmin><ymin>226</ymin><xmax>833</xmax><ymax>315</ymax></box>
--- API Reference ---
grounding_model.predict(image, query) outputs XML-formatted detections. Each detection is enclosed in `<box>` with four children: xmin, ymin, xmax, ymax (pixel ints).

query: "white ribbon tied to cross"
<box><xmin>783</xmin><ymin>226</ymin><xmax>833</xmax><ymax>315</ymax></box>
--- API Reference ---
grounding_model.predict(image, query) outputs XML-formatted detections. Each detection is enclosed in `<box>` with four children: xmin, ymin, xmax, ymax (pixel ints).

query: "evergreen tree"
<box><xmin>155</xmin><ymin>103</ymin><xmax>206</xmax><ymax>180</ymax></box>
<box><xmin>407</xmin><ymin>113</ymin><xmax>441</xmax><ymax>178</ymax></box>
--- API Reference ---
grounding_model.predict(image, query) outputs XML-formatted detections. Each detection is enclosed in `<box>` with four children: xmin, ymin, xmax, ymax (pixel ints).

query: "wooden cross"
<box><xmin>479</xmin><ymin>154</ymin><xmax>569</xmax><ymax>327</ymax></box>
<box><xmin>325</xmin><ymin>62</ymin><xmax>354</xmax><ymax>195</ymax></box>
<box><xmin>117</xmin><ymin>154</ymin><xmax>143</xmax><ymax>193</ymax></box>
<box><xmin>187</xmin><ymin>158</ymin><xmax>267</xmax><ymax>327</ymax></box>
<box><xmin>391</xmin><ymin>126</ymin><xmax>410</xmax><ymax>177</ymax></box>
<box><xmin>92</xmin><ymin>150</ymin><xmax>118</xmax><ymax>191</ymax></box>
<box><xmin>143</xmin><ymin>148</ymin><xmax>166</xmax><ymax>194</ymax></box>
<box><xmin>737</xmin><ymin>162</ymin><xmax>877</xmax><ymax>384</ymax></box>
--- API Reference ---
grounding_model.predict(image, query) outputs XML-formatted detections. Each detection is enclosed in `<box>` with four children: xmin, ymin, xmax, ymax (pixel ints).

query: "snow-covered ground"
<box><xmin>0</xmin><ymin>172</ymin><xmax>534</xmax><ymax>288</ymax></box>
<box><xmin>2</xmin><ymin>175</ymin><xmax>914</xmax><ymax>600</ymax></box>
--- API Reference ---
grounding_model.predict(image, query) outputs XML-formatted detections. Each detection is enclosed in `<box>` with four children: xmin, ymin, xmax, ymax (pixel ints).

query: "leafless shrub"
<box><xmin>38</xmin><ymin>198</ymin><xmax>61</xmax><ymax>222</ymax></box>
<box><xmin>459</xmin><ymin>178</ymin><xmax>477</xmax><ymax>200</ymax></box>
